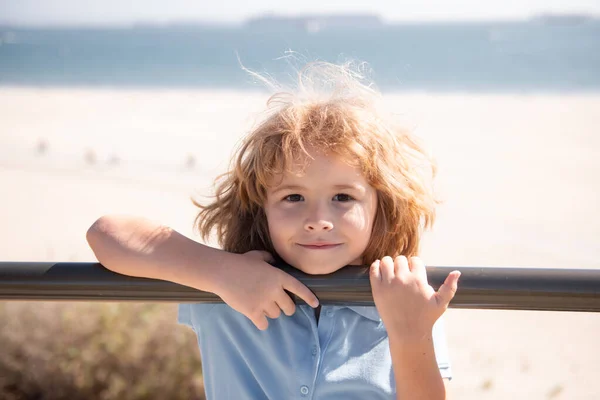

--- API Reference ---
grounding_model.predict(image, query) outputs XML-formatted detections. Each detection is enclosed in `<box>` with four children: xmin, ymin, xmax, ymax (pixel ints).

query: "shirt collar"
<box><xmin>346</xmin><ymin>306</ymin><xmax>381</xmax><ymax>322</ymax></box>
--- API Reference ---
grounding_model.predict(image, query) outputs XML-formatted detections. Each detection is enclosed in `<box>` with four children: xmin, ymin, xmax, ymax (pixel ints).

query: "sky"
<box><xmin>1</xmin><ymin>0</ymin><xmax>599</xmax><ymax>27</ymax></box>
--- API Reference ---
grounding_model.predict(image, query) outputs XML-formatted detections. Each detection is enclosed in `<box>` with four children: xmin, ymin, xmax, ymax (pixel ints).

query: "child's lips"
<box><xmin>297</xmin><ymin>243</ymin><xmax>342</xmax><ymax>250</ymax></box>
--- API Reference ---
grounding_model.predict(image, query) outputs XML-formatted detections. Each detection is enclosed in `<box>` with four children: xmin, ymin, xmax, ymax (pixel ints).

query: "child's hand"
<box><xmin>211</xmin><ymin>250</ymin><xmax>320</xmax><ymax>331</ymax></box>
<box><xmin>369</xmin><ymin>256</ymin><xmax>460</xmax><ymax>342</ymax></box>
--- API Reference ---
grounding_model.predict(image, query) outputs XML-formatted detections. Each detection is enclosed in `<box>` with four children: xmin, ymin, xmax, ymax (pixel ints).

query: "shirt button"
<box><xmin>311</xmin><ymin>346</ymin><xmax>318</xmax><ymax>356</ymax></box>
<box><xmin>300</xmin><ymin>385</ymin><xmax>309</xmax><ymax>395</ymax></box>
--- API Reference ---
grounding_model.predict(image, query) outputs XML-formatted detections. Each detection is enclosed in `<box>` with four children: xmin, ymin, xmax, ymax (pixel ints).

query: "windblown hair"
<box><xmin>192</xmin><ymin>61</ymin><xmax>439</xmax><ymax>264</ymax></box>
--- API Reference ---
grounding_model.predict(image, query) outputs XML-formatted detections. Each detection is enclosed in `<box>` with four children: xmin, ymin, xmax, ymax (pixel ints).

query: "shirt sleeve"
<box><xmin>432</xmin><ymin>316</ymin><xmax>453</xmax><ymax>380</ymax></box>
<box><xmin>177</xmin><ymin>303</ymin><xmax>194</xmax><ymax>329</ymax></box>
<box><xmin>177</xmin><ymin>303</ymin><xmax>218</xmax><ymax>331</ymax></box>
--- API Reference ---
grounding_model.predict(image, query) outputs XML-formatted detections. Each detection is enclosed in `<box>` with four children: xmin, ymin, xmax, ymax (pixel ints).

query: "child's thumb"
<box><xmin>435</xmin><ymin>271</ymin><xmax>461</xmax><ymax>308</ymax></box>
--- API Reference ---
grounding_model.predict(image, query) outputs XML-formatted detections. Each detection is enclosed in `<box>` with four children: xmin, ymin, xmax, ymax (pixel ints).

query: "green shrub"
<box><xmin>0</xmin><ymin>302</ymin><xmax>204</xmax><ymax>400</ymax></box>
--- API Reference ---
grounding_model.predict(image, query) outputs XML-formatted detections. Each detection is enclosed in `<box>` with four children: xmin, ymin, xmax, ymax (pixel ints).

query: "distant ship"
<box><xmin>530</xmin><ymin>13</ymin><xmax>596</xmax><ymax>25</ymax></box>
<box><xmin>244</xmin><ymin>14</ymin><xmax>384</xmax><ymax>33</ymax></box>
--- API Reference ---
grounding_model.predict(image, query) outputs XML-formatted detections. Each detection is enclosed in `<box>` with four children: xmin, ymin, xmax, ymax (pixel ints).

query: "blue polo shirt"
<box><xmin>178</xmin><ymin>303</ymin><xmax>452</xmax><ymax>399</ymax></box>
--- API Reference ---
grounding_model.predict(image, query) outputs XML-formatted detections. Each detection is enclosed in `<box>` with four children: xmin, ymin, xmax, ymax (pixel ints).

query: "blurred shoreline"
<box><xmin>2</xmin><ymin>20</ymin><xmax>600</xmax><ymax>91</ymax></box>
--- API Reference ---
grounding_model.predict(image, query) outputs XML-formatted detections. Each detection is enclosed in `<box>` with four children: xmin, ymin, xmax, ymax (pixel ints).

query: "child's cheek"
<box><xmin>341</xmin><ymin>203</ymin><xmax>373</xmax><ymax>234</ymax></box>
<box><xmin>266</xmin><ymin>205</ymin><xmax>301</xmax><ymax>242</ymax></box>
<box><xmin>269</xmin><ymin>204</ymin><xmax>300</xmax><ymax>223</ymax></box>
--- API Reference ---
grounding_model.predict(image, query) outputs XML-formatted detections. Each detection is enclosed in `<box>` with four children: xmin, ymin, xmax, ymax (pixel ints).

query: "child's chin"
<box><xmin>294</xmin><ymin>261</ymin><xmax>346</xmax><ymax>275</ymax></box>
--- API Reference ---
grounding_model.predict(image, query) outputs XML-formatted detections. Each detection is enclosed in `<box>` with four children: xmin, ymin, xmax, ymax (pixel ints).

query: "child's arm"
<box><xmin>369</xmin><ymin>256</ymin><xmax>460</xmax><ymax>400</ymax></box>
<box><xmin>86</xmin><ymin>215</ymin><xmax>231</xmax><ymax>290</ymax></box>
<box><xmin>86</xmin><ymin>215</ymin><xmax>319</xmax><ymax>329</ymax></box>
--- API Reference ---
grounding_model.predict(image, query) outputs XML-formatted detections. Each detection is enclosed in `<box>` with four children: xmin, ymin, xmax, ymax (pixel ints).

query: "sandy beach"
<box><xmin>1</xmin><ymin>87</ymin><xmax>599</xmax><ymax>399</ymax></box>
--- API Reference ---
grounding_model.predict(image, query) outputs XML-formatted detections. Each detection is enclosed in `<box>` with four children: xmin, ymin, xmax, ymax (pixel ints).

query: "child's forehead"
<box><xmin>266</xmin><ymin>149</ymin><xmax>365</xmax><ymax>187</ymax></box>
<box><xmin>295</xmin><ymin>140</ymin><xmax>363</xmax><ymax>162</ymax></box>
<box><xmin>286</xmin><ymin>147</ymin><xmax>359</xmax><ymax>172</ymax></box>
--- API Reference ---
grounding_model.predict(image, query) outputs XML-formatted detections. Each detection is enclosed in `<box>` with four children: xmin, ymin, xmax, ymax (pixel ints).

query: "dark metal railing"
<box><xmin>1</xmin><ymin>262</ymin><xmax>599</xmax><ymax>312</ymax></box>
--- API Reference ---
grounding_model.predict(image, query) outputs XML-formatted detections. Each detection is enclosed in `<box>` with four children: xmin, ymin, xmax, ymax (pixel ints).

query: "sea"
<box><xmin>1</xmin><ymin>17</ymin><xmax>599</xmax><ymax>92</ymax></box>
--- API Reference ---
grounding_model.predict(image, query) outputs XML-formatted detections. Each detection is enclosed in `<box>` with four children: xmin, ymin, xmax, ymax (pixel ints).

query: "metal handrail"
<box><xmin>1</xmin><ymin>262</ymin><xmax>599</xmax><ymax>312</ymax></box>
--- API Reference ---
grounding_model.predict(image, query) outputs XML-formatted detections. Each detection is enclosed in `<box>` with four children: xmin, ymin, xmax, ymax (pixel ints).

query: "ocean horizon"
<box><xmin>1</xmin><ymin>17</ymin><xmax>599</xmax><ymax>92</ymax></box>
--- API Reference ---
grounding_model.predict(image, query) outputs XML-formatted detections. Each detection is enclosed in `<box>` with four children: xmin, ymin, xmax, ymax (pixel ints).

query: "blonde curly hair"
<box><xmin>192</xmin><ymin>61</ymin><xmax>439</xmax><ymax>264</ymax></box>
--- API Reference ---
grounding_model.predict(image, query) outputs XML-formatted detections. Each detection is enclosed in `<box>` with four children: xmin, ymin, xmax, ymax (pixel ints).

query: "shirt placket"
<box><xmin>298</xmin><ymin>305</ymin><xmax>336</xmax><ymax>399</ymax></box>
<box><xmin>300</xmin><ymin>306</ymin><xmax>338</xmax><ymax>399</ymax></box>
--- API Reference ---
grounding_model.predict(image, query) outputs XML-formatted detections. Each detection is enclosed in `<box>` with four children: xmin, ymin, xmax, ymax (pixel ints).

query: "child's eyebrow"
<box><xmin>270</xmin><ymin>184</ymin><xmax>305</xmax><ymax>195</ymax></box>
<box><xmin>270</xmin><ymin>183</ymin><xmax>365</xmax><ymax>195</ymax></box>
<box><xmin>332</xmin><ymin>184</ymin><xmax>365</xmax><ymax>192</ymax></box>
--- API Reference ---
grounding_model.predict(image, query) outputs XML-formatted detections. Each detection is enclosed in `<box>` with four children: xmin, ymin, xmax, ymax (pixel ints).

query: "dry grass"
<box><xmin>0</xmin><ymin>302</ymin><xmax>205</xmax><ymax>400</ymax></box>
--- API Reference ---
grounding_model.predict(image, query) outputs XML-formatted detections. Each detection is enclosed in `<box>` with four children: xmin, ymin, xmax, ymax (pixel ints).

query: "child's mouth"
<box><xmin>297</xmin><ymin>243</ymin><xmax>342</xmax><ymax>250</ymax></box>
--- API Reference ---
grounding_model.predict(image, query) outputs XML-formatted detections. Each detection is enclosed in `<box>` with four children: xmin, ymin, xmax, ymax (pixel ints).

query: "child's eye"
<box><xmin>333</xmin><ymin>193</ymin><xmax>354</xmax><ymax>202</ymax></box>
<box><xmin>283</xmin><ymin>194</ymin><xmax>304</xmax><ymax>202</ymax></box>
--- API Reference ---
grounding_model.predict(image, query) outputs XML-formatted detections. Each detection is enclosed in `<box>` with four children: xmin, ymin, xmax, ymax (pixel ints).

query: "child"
<box><xmin>86</xmin><ymin>61</ymin><xmax>461</xmax><ymax>399</ymax></box>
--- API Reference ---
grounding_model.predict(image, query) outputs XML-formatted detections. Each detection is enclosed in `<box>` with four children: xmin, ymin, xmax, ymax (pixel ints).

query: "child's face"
<box><xmin>264</xmin><ymin>150</ymin><xmax>378</xmax><ymax>275</ymax></box>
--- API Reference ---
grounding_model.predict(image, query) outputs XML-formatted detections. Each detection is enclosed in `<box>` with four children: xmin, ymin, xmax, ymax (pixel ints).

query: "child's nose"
<box><xmin>304</xmin><ymin>219</ymin><xmax>334</xmax><ymax>231</ymax></box>
<box><xmin>303</xmin><ymin>202</ymin><xmax>334</xmax><ymax>231</ymax></box>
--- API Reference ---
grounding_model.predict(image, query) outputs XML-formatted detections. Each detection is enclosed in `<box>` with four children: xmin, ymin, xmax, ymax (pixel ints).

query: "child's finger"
<box><xmin>283</xmin><ymin>275</ymin><xmax>319</xmax><ymax>308</ymax></box>
<box><xmin>264</xmin><ymin>302</ymin><xmax>281</xmax><ymax>319</ymax></box>
<box><xmin>369</xmin><ymin>259</ymin><xmax>381</xmax><ymax>284</ymax></box>
<box><xmin>409</xmin><ymin>256</ymin><xmax>428</xmax><ymax>283</ymax></box>
<box><xmin>435</xmin><ymin>271</ymin><xmax>461</xmax><ymax>308</ymax></box>
<box><xmin>252</xmin><ymin>314</ymin><xmax>269</xmax><ymax>331</ymax></box>
<box><xmin>394</xmin><ymin>255</ymin><xmax>410</xmax><ymax>276</ymax></box>
<box><xmin>380</xmin><ymin>256</ymin><xmax>395</xmax><ymax>282</ymax></box>
<box><xmin>276</xmin><ymin>292</ymin><xmax>297</xmax><ymax>316</ymax></box>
